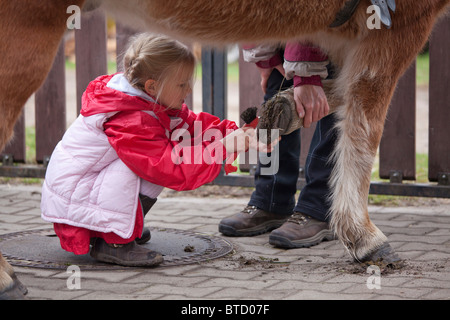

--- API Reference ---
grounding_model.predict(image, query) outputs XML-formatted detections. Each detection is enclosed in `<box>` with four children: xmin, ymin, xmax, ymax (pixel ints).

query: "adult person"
<box><xmin>219</xmin><ymin>42</ymin><xmax>338</xmax><ymax>248</ymax></box>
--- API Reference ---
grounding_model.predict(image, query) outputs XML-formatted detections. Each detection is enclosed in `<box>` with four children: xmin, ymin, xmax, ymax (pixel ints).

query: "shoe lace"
<box><xmin>242</xmin><ymin>205</ymin><xmax>258</xmax><ymax>214</ymax></box>
<box><xmin>287</xmin><ymin>212</ymin><xmax>310</xmax><ymax>225</ymax></box>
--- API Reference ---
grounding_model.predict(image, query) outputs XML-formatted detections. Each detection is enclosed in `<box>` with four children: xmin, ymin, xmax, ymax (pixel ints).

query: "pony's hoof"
<box><xmin>360</xmin><ymin>242</ymin><xmax>402</xmax><ymax>266</ymax></box>
<box><xmin>10</xmin><ymin>273</ymin><xmax>28</xmax><ymax>296</ymax></box>
<box><xmin>0</xmin><ymin>277</ymin><xmax>28</xmax><ymax>300</ymax></box>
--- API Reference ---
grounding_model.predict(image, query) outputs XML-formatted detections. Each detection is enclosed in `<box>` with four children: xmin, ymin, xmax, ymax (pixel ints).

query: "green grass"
<box><xmin>26</xmin><ymin>126</ymin><xmax>36</xmax><ymax>164</ymax></box>
<box><xmin>368</xmin><ymin>152</ymin><xmax>430</xmax><ymax>205</ymax></box>
<box><xmin>416</xmin><ymin>52</ymin><xmax>429</xmax><ymax>86</ymax></box>
<box><xmin>415</xmin><ymin>153</ymin><xmax>429</xmax><ymax>183</ymax></box>
<box><xmin>194</xmin><ymin>61</ymin><xmax>239</xmax><ymax>83</ymax></box>
<box><xmin>370</xmin><ymin>153</ymin><xmax>429</xmax><ymax>184</ymax></box>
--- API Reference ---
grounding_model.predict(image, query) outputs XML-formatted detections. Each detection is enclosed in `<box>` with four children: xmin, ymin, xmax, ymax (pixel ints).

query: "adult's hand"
<box><xmin>294</xmin><ymin>85</ymin><xmax>330</xmax><ymax>128</ymax></box>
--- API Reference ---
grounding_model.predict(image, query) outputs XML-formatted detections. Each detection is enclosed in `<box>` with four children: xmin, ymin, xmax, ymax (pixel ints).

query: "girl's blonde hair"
<box><xmin>123</xmin><ymin>33</ymin><xmax>196</xmax><ymax>95</ymax></box>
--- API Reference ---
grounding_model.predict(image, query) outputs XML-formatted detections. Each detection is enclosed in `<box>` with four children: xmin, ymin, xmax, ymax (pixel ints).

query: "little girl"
<box><xmin>40</xmin><ymin>33</ymin><xmax>263</xmax><ymax>267</ymax></box>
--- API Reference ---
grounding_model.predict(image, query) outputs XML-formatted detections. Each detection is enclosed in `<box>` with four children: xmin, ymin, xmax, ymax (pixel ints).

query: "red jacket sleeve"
<box><xmin>104</xmin><ymin>110</ymin><xmax>239</xmax><ymax>191</ymax></box>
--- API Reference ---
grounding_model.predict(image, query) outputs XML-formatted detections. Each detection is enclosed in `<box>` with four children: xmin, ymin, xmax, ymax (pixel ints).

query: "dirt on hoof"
<box><xmin>257</xmin><ymin>88</ymin><xmax>301</xmax><ymax>144</ymax></box>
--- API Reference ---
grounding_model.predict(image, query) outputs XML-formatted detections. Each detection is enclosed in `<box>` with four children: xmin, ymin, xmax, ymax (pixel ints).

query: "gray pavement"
<box><xmin>0</xmin><ymin>183</ymin><xmax>450</xmax><ymax>301</ymax></box>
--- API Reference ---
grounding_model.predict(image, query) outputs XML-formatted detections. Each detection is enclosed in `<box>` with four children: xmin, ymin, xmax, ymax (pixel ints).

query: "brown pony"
<box><xmin>0</xmin><ymin>0</ymin><xmax>449</xmax><ymax>299</ymax></box>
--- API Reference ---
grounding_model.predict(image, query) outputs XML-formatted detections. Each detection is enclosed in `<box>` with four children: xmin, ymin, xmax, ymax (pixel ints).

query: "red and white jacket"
<box><xmin>41</xmin><ymin>73</ymin><xmax>238</xmax><ymax>239</ymax></box>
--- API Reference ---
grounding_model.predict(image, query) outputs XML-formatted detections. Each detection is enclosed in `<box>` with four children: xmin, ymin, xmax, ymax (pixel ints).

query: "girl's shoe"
<box><xmin>90</xmin><ymin>238</ymin><xmax>163</xmax><ymax>267</ymax></box>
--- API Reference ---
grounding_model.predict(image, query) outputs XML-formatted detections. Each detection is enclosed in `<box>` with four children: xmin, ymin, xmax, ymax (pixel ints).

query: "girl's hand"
<box><xmin>245</xmin><ymin>128</ymin><xmax>281</xmax><ymax>153</ymax></box>
<box><xmin>222</xmin><ymin>128</ymin><xmax>280</xmax><ymax>154</ymax></box>
<box><xmin>221</xmin><ymin>128</ymin><xmax>247</xmax><ymax>154</ymax></box>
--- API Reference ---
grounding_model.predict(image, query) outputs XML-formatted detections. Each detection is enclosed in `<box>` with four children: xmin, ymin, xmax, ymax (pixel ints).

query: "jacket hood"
<box><xmin>80</xmin><ymin>74</ymin><xmax>188</xmax><ymax>119</ymax></box>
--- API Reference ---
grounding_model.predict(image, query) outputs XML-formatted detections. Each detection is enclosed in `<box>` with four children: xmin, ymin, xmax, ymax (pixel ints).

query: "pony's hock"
<box><xmin>0</xmin><ymin>228</ymin><xmax>233</xmax><ymax>270</ymax></box>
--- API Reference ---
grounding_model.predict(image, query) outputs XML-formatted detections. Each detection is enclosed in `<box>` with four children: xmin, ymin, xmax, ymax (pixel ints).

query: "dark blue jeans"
<box><xmin>248</xmin><ymin>69</ymin><xmax>337</xmax><ymax>222</ymax></box>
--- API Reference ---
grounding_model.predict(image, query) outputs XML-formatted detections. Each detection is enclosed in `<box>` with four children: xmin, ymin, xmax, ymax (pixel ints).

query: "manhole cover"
<box><xmin>0</xmin><ymin>228</ymin><xmax>233</xmax><ymax>270</ymax></box>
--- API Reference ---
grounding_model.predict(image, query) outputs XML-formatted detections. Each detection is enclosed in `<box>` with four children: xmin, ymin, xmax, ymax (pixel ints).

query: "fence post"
<box><xmin>238</xmin><ymin>49</ymin><xmax>262</xmax><ymax>126</ymax></box>
<box><xmin>202</xmin><ymin>48</ymin><xmax>227</xmax><ymax>119</ymax></box>
<box><xmin>116</xmin><ymin>23</ymin><xmax>137</xmax><ymax>72</ymax></box>
<box><xmin>429</xmin><ymin>16</ymin><xmax>450</xmax><ymax>185</ymax></box>
<box><xmin>75</xmin><ymin>10</ymin><xmax>107</xmax><ymax>114</ymax></box>
<box><xmin>379</xmin><ymin>61</ymin><xmax>416</xmax><ymax>182</ymax></box>
<box><xmin>34</xmin><ymin>42</ymin><xmax>67</xmax><ymax>164</ymax></box>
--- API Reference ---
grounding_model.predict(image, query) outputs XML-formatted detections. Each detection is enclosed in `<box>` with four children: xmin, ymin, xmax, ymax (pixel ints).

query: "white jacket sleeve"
<box><xmin>283</xmin><ymin>60</ymin><xmax>329</xmax><ymax>80</ymax></box>
<box><xmin>242</xmin><ymin>44</ymin><xmax>281</xmax><ymax>63</ymax></box>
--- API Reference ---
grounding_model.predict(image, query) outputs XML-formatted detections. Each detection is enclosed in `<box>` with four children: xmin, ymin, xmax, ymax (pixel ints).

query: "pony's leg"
<box><xmin>0</xmin><ymin>0</ymin><xmax>86</xmax><ymax>152</ymax></box>
<box><xmin>329</xmin><ymin>68</ymin><xmax>401</xmax><ymax>264</ymax></box>
<box><xmin>0</xmin><ymin>1</ymin><xmax>87</xmax><ymax>299</ymax></box>
<box><xmin>327</xmin><ymin>1</ymin><xmax>444</xmax><ymax>263</ymax></box>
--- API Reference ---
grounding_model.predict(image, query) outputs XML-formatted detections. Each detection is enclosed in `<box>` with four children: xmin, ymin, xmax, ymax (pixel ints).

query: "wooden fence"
<box><xmin>1</xmin><ymin>10</ymin><xmax>449</xmax><ymax>198</ymax></box>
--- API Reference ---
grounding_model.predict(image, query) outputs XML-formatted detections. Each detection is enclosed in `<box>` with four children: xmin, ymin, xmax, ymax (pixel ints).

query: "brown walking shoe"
<box><xmin>219</xmin><ymin>205</ymin><xmax>290</xmax><ymax>237</ymax></box>
<box><xmin>269</xmin><ymin>212</ymin><xmax>336</xmax><ymax>248</ymax></box>
<box><xmin>90</xmin><ymin>238</ymin><xmax>163</xmax><ymax>267</ymax></box>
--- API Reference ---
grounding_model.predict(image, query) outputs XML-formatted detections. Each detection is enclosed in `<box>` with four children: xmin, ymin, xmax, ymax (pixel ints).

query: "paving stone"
<box><xmin>0</xmin><ymin>185</ymin><xmax>449</xmax><ymax>301</ymax></box>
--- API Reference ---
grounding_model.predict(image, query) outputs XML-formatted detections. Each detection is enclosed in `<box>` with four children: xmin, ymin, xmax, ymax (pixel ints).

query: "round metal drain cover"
<box><xmin>0</xmin><ymin>228</ymin><xmax>233</xmax><ymax>270</ymax></box>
